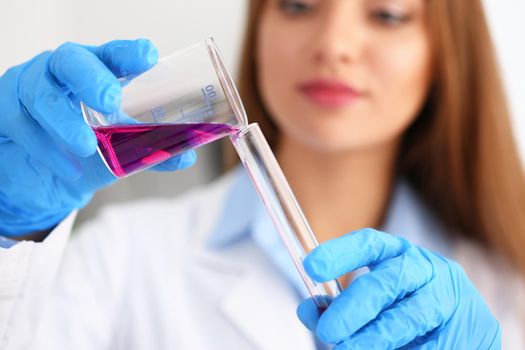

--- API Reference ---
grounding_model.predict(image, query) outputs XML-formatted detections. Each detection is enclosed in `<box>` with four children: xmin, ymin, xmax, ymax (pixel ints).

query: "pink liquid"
<box><xmin>94</xmin><ymin>123</ymin><xmax>238</xmax><ymax>177</ymax></box>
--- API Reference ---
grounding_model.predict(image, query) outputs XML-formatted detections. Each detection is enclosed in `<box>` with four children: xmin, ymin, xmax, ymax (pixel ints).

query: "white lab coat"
<box><xmin>0</xmin><ymin>169</ymin><xmax>524</xmax><ymax>349</ymax></box>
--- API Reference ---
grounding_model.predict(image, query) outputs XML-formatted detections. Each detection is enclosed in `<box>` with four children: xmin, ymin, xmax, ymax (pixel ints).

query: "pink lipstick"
<box><xmin>299</xmin><ymin>79</ymin><xmax>363</xmax><ymax>108</ymax></box>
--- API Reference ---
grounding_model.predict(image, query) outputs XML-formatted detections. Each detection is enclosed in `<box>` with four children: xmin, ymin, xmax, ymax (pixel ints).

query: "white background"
<box><xmin>483</xmin><ymin>0</ymin><xmax>525</xmax><ymax>158</ymax></box>
<box><xmin>1</xmin><ymin>0</ymin><xmax>523</xmax><ymax>222</ymax></box>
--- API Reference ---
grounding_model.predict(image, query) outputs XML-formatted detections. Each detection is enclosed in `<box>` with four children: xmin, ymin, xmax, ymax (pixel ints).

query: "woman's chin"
<box><xmin>279</xmin><ymin>125</ymin><xmax>401</xmax><ymax>156</ymax></box>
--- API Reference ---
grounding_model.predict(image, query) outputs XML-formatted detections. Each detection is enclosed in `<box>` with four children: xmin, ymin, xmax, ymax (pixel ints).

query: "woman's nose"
<box><xmin>310</xmin><ymin>3</ymin><xmax>364</xmax><ymax>66</ymax></box>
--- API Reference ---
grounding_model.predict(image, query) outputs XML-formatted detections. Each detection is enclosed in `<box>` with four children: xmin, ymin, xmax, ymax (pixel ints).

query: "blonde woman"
<box><xmin>0</xmin><ymin>0</ymin><xmax>524</xmax><ymax>348</ymax></box>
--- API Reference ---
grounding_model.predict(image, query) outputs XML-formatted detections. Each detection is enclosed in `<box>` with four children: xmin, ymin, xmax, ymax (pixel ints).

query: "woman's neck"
<box><xmin>276</xmin><ymin>136</ymin><xmax>399</xmax><ymax>243</ymax></box>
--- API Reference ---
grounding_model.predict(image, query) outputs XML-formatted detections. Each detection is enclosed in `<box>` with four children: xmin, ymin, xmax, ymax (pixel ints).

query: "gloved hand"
<box><xmin>0</xmin><ymin>39</ymin><xmax>196</xmax><ymax>237</ymax></box>
<box><xmin>297</xmin><ymin>228</ymin><xmax>501</xmax><ymax>349</ymax></box>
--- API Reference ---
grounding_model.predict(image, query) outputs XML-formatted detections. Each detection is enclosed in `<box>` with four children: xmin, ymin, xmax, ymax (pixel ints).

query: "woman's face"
<box><xmin>257</xmin><ymin>0</ymin><xmax>432</xmax><ymax>152</ymax></box>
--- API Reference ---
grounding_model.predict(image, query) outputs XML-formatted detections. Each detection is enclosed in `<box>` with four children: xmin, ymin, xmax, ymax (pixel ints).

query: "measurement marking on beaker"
<box><xmin>180</xmin><ymin>84</ymin><xmax>217</xmax><ymax>120</ymax></box>
<box><xmin>151</xmin><ymin>106</ymin><xmax>166</xmax><ymax>122</ymax></box>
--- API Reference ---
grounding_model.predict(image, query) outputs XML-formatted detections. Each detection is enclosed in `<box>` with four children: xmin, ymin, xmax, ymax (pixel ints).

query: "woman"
<box><xmin>234</xmin><ymin>0</ymin><xmax>525</xmax><ymax>346</ymax></box>
<box><xmin>0</xmin><ymin>0</ymin><xmax>523</xmax><ymax>348</ymax></box>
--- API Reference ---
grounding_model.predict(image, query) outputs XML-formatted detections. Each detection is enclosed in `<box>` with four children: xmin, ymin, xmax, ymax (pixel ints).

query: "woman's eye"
<box><xmin>371</xmin><ymin>9</ymin><xmax>411</xmax><ymax>26</ymax></box>
<box><xmin>278</xmin><ymin>0</ymin><xmax>313</xmax><ymax>15</ymax></box>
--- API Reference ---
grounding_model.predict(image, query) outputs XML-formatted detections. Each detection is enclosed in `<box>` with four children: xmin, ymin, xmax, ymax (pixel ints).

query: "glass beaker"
<box><xmin>81</xmin><ymin>37</ymin><xmax>247</xmax><ymax>177</ymax></box>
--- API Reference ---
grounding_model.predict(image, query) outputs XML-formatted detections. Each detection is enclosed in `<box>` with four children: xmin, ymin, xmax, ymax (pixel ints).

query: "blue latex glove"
<box><xmin>297</xmin><ymin>228</ymin><xmax>501</xmax><ymax>349</ymax></box>
<box><xmin>0</xmin><ymin>39</ymin><xmax>196</xmax><ymax>237</ymax></box>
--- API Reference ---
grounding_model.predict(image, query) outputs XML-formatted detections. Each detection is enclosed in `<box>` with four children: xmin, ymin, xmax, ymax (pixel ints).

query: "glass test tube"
<box><xmin>231</xmin><ymin>123</ymin><xmax>343</xmax><ymax>309</ymax></box>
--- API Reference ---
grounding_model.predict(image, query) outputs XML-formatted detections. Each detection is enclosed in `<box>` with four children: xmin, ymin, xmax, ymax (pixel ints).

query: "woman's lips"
<box><xmin>298</xmin><ymin>79</ymin><xmax>363</xmax><ymax>108</ymax></box>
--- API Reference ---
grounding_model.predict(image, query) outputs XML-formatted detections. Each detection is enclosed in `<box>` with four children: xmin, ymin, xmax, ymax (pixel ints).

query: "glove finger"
<box><xmin>148</xmin><ymin>150</ymin><xmax>197</xmax><ymax>172</ymax></box>
<box><xmin>315</xmin><ymin>247</ymin><xmax>434</xmax><ymax>344</ymax></box>
<box><xmin>297</xmin><ymin>298</ymin><xmax>324</xmax><ymax>332</ymax></box>
<box><xmin>334</xmin><ymin>287</ymin><xmax>446</xmax><ymax>350</ymax></box>
<box><xmin>304</xmin><ymin>228</ymin><xmax>410</xmax><ymax>282</ymax></box>
<box><xmin>17</xmin><ymin>53</ymin><xmax>97</xmax><ymax>157</ymax></box>
<box><xmin>48</xmin><ymin>42</ymin><xmax>121</xmax><ymax>114</ymax></box>
<box><xmin>82</xmin><ymin>38</ymin><xmax>158</xmax><ymax>78</ymax></box>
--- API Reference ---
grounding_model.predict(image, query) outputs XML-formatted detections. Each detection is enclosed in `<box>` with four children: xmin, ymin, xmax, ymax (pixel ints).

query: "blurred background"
<box><xmin>1</xmin><ymin>0</ymin><xmax>524</xmax><ymax>225</ymax></box>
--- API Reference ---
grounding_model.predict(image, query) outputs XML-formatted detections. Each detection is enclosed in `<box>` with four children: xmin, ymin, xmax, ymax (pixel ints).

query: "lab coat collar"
<box><xmin>381</xmin><ymin>180</ymin><xmax>452</xmax><ymax>256</ymax></box>
<box><xmin>203</xmin><ymin>168</ymin><xmax>317</xmax><ymax>349</ymax></box>
<box><xmin>205</xmin><ymin>167</ymin><xmax>313</xmax><ymax>297</ymax></box>
<box><xmin>205</xmin><ymin>166</ymin><xmax>258</xmax><ymax>248</ymax></box>
<box><xmin>215</xmin><ymin>247</ymin><xmax>317</xmax><ymax>350</ymax></box>
<box><xmin>198</xmin><ymin>168</ymin><xmax>315</xmax><ymax>350</ymax></box>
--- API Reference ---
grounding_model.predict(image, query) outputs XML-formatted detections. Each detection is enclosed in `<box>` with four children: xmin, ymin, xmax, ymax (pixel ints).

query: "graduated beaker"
<box><xmin>81</xmin><ymin>37</ymin><xmax>247</xmax><ymax>177</ymax></box>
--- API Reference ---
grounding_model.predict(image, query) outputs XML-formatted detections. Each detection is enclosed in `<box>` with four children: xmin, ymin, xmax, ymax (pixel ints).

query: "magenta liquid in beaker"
<box><xmin>94</xmin><ymin>122</ymin><xmax>238</xmax><ymax>177</ymax></box>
